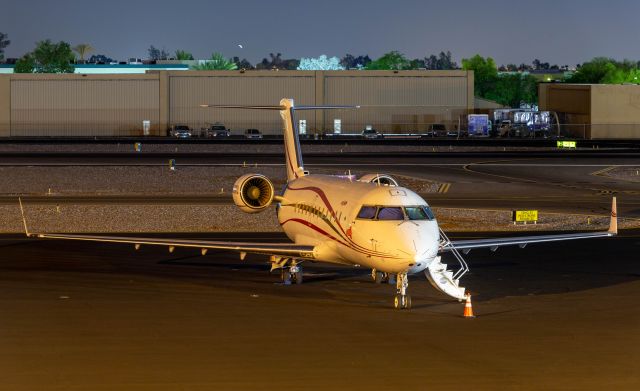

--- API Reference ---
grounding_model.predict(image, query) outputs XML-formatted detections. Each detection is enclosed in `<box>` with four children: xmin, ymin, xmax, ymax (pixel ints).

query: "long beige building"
<box><xmin>539</xmin><ymin>83</ymin><xmax>640</xmax><ymax>139</ymax></box>
<box><xmin>0</xmin><ymin>70</ymin><xmax>474</xmax><ymax>137</ymax></box>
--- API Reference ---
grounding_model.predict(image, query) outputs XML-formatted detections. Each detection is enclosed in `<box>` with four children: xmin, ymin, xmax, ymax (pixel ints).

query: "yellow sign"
<box><xmin>557</xmin><ymin>140</ymin><xmax>577</xmax><ymax>149</ymax></box>
<box><xmin>514</xmin><ymin>210</ymin><xmax>538</xmax><ymax>222</ymax></box>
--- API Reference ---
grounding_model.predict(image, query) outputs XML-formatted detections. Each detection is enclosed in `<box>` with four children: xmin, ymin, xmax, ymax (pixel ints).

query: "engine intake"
<box><xmin>232</xmin><ymin>174</ymin><xmax>275</xmax><ymax>213</ymax></box>
<box><xmin>358</xmin><ymin>173</ymin><xmax>398</xmax><ymax>187</ymax></box>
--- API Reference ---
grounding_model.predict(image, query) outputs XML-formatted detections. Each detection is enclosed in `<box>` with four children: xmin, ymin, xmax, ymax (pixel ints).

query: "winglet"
<box><xmin>608</xmin><ymin>197</ymin><xmax>617</xmax><ymax>235</ymax></box>
<box><xmin>18</xmin><ymin>197</ymin><xmax>31</xmax><ymax>237</ymax></box>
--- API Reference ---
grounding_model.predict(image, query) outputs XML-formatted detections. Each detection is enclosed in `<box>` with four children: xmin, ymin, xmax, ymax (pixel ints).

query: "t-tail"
<box><xmin>200</xmin><ymin>99</ymin><xmax>359</xmax><ymax>182</ymax></box>
<box><xmin>279</xmin><ymin>99</ymin><xmax>305</xmax><ymax>181</ymax></box>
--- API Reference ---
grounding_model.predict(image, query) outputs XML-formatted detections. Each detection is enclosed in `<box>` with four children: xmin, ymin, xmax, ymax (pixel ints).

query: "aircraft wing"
<box><xmin>30</xmin><ymin>233</ymin><xmax>316</xmax><ymax>259</ymax></box>
<box><xmin>441</xmin><ymin>197</ymin><xmax>618</xmax><ymax>253</ymax></box>
<box><xmin>17</xmin><ymin>198</ymin><xmax>315</xmax><ymax>259</ymax></box>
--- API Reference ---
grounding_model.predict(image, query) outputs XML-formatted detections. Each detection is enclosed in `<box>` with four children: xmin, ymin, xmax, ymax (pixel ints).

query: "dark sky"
<box><xmin>2</xmin><ymin>0</ymin><xmax>638</xmax><ymax>66</ymax></box>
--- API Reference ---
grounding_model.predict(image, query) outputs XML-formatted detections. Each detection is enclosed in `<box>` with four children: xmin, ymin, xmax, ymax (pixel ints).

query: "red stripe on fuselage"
<box><xmin>280</xmin><ymin>218</ymin><xmax>400</xmax><ymax>259</ymax></box>
<box><xmin>286</xmin><ymin>184</ymin><xmax>390</xmax><ymax>256</ymax></box>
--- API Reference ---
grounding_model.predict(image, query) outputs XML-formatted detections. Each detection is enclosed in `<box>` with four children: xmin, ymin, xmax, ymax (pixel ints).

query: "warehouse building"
<box><xmin>0</xmin><ymin>70</ymin><xmax>474</xmax><ymax>137</ymax></box>
<box><xmin>539</xmin><ymin>83</ymin><xmax>640</xmax><ymax>139</ymax></box>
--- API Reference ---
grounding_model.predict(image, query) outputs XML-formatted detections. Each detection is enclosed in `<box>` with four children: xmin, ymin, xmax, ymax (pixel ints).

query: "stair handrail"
<box><xmin>439</xmin><ymin>228</ymin><xmax>469</xmax><ymax>280</ymax></box>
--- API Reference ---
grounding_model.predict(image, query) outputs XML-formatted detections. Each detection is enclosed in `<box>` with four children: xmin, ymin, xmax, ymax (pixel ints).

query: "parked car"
<box><xmin>203</xmin><ymin>123</ymin><xmax>231</xmax><ymax>138</ymax></box>
<box><xmin>172</xmin><ymin>125</ymin><xmax>192</xmax><ymax>138</ymax></box>
<box><xmin>361</xmin><ymin>128</ymin><xmax>383</xmax><ymax>139</ymax></box>
<box><xmin>424</xmin><ymin>123</ymin><xmax>446</xmax><ymax>137</ymax></box>
<box><xmin>244</xmin><ymin>128</ymin><xmax>263</xmax><ymax>139</ymax></box>
<box><xmin>446</xmin><ymin>128</ymin><xmax>464</xmax><ymax>137</ymax></box>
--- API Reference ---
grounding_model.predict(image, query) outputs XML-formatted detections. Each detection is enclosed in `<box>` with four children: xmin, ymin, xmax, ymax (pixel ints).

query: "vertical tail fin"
<box><xmin>200</xmin><ymin>99</ymin><xmax>358</xmax><ymax>182</ymax></box>
<box><xmin>279</xmin><ymin>99</ymin><xmax>305</xmax><ymax>181</ymax></box>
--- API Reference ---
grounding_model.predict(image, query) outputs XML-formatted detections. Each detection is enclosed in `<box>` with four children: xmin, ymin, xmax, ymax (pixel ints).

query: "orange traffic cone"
<box><xmin>463</xmin><ymin>293</ymin><xmax>475</xmax><ymax>318</ymax></box>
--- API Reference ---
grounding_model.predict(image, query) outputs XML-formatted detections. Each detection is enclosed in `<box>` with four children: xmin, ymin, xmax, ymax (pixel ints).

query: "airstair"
<box><xmin>424</xmin><ymin>229</ymin><xmax>468</xmax><ymax>301</ymax></box>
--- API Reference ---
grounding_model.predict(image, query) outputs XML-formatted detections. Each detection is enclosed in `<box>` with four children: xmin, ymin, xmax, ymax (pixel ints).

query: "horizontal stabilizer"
<box><xmin>200</xmin><ymin>104</ymin><xmax>285</xmax><ymax>110</ymax></box>
<box><xmin>199</xmin><ymin>104</ymin><xmax>359</xmax><ymax>111</ymax></box>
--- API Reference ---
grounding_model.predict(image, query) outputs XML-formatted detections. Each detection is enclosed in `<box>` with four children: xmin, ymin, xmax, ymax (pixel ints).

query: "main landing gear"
<box><xmin>280</xmin><ymin>264</ymin><xmax>303</xmax><ymax>285</ymax></box>
<box><xmin>393</xmin><ymin>273</ymin><xmax>411</xmax><ymax>310</ymax></box>
<box><xmin>370</xmin><ymin>269</ymin><xmax>396</xmax><ymax>284</ymax></box>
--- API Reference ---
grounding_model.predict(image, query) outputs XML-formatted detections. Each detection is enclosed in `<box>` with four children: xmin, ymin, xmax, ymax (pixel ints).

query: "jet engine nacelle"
<box><xmin>358</xmin><ymin>173</ymin><xmax>399</xmax><ymax>187</ymax></box>
<box><xmin>232</xmin><ymin>174</ymin><xmax>275</xmax><ymax>213</ymax></box>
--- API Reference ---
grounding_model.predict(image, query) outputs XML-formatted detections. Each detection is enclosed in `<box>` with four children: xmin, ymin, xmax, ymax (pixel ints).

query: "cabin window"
<box><xmin>377</xmin><ymin>207</ymin><xmax>404</xmax><ymax>220</ymax></box>
<box><xmin>357</xmin><ymin>206</ymin><xmax>377</xmax><ymax>219</ymax></box>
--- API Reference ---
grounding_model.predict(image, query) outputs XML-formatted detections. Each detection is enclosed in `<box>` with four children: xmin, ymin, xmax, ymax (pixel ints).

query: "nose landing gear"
<box><xmin>393</xmin><ymin>272</ymin><xmax>411</xmax><ymax>310</ymax></box>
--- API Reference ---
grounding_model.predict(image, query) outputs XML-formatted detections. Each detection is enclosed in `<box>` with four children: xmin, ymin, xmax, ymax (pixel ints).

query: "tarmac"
<box><xmin>1</xmin><ymin>150</ymin><xmax>639</xmax><ymax>390</ymax></box>
<box><xmin>0</xmin><ymin>231</ymin><xmax>638</xmax><ymax>390</ymax></box>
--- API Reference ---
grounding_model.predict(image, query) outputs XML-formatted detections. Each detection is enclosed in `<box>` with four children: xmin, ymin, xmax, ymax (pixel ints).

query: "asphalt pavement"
<box><xmin>0</xmin><ymin>231</ymin><xmax>638</xmax><ymax>390</ymax></box>
<box><xmin>2</xmin><ymin>154</ymin><xmax>638</xmax><ymax>217</ymax></box>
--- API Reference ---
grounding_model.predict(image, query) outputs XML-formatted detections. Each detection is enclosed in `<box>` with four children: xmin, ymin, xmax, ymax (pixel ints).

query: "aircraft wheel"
<box><xmin>387</xmin><ymin>274</ymin><xmax>396</xmax><ymax>285</ymax></box>
<box><xmin>294</xmin><ymin>270</ymin><xmax>303</xmax><ymax>284</ymax></box>
<box><xmin>394</xmin><ymin>295</ymin><xmax>402</xmax><ymax>310</ymax></box>
<box><xmin>404</xmin><ymin>295</ymin><xmax>412</xmax><ymax>309</ymax></box>
<box><xmin>374</xmin><ymin>271</ymin><xmax>385</xmax><ymax>284</ymax></box>
<box><xmin>281</xmin><ymin>269</ymin><xmax>291</xmax><ymax>285</ymax></box>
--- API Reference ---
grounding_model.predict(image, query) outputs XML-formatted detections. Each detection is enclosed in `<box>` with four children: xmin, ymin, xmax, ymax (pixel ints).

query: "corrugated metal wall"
<box><xmin>1</xmin><ymin>71</ymin><xmax>472</xmax><ymax>136</ymax></box>
<box><xmin>323</xmin><ymin>73</ymin><xmax>469</xmax><ymax>132</ymax></box>
<box><xmin>11</xmin><ymin>77</ymin><xmax>159</xmax><ymax>136</ymax></box>
<box><xmin>169</xmin><ymin>73</ymin><xmax>316</xmax><ymax>134</ymax></box>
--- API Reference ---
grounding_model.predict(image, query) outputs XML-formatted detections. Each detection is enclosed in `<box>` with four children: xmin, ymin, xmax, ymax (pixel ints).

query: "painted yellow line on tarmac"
<box><xmin>590</xmin><ymin>166</ymin><xmax>616</xmax><ymax>177</ymax></box>
<box><xmin>437</xmin><ymin>183</ymin><xmax>451</xmax><ymax>193</ymax></box>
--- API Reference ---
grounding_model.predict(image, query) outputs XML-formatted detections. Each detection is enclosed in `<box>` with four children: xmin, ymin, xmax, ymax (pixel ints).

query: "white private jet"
<box><xmin>19</xmin><ymin>98</ymin><xmax>618</xmax><ymax>310</ymax></box>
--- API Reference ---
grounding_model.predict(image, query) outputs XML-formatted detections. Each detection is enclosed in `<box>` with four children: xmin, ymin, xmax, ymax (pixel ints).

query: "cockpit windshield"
<box><xmin>356</xmin><ymin>205</ymin><xmax>436</xmax><ymax>221</ymax></box>
<box><xmin>356</xmin><ymin>206</ymin><xmax>377</xmax><ymax>219</ymax></box>
<box><xmin>377</xmin><ymin>207</ymin><xmax>404</xmax><ymax>220</ymax></box>
<box><xmin>406</xmin><ymin>206</ymin><xmax>435</xmax><ymax>220</ymax></box>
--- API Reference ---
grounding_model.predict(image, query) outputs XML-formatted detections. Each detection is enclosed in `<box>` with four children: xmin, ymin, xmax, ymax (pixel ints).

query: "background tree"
<box><xmin>488</xmin><ymin>74</ymin><xmax>538</xmax><ymax>107</ymax></box>
<box><xmin>14</xmin><ymin>54</ymin><xmax>36</xmax><ymax>73</ymax></box>
<box><xmin>410</xmin><ymin>58</ymin><xmax>426</xmax><ymax>69</ymax></box>
<box><xmin>88</xmin><ymin>54</ymin><xmax>114</xmax><ymax>64</ymax></box>
<box><xmin>462</xmin><ymin>54</ymin><xmax>498</xmax><ymax>97</ymax></box>
<box><xmin>366</xmin><ymin>51</ymin><xmax>412</xmax><ymax>70</ymax></box>
<box><xmin>461</xmin><ymin>54</ymin><xmax>537</xmax><ymax>107</ymax></box>
<box><xmin>191</xmin><ymin>52</ymin><xmax>237</xmax><ymax>70</ymax></box>
<box><xmin>424</xmin><ymin>51</ymin><xmax>457</xmax><ymax>70</ymax></box>
<box><xmin>0</xmin><ymin>32</ymin><xmax>10</xmax><ymax>61</ymax></box>
<box><xmin>14</xmin><ymin>40</ymin><xmax>75</xmax><ymax>73</ymax></box>
<box><xmin>565</xmin><ymin>57</ymin><xmax>618</xmax><ymax>83</ymax></box>
<box><xmin>148</xmin><ymin>45</ymin><xmax>170</xmax><ymax>61</ymax></box>
<box><xmin>297</xmin><ymin>55</ymin><xmax>344</xmax><ymax>70</ymax></box>
<box><xmin>232</xmin><ymin>57</ymin><xmax>254</xmax><ymax>69</ymax></box>
<box><xmin>518</xmin><ymin>63</ymin><xmax>532</xmax><ymax>71</ymax></box>
<box><xmin>73</xmin><ymin>43</ymin><xmax>93</xmax><ymax>62</ymax></box>
<box><xmin>255</xmin><ymin>53</ymin><xmax>299</xmax><ymax>70</ymax></box>
<box><xmin>175</xmin><ymin>50</ymin><xmax>194</xmax><ymax>60</ymax></box>
<box><xmin>340</xmin><ymin>54</ymin><xmax>371</xmax><ymax>69</ymax></box>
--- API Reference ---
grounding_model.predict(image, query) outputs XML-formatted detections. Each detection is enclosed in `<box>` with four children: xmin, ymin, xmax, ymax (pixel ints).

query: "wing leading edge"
<box><xmin>441</xmin><ymin>197</ymin><xmax>618</xmax><ymax>253</ymax></box>
<box><xmin>30</xmin><ymin>233</ymin><xmax>316</xmax><ymax>258</ymax></box>
<box><xmin>18</xmin><ymin>197</ymin><xmax>314</xmax><ymax>259</ymax></box>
